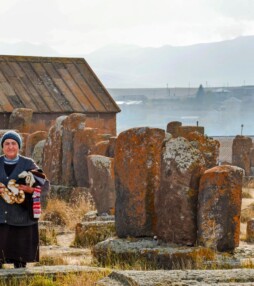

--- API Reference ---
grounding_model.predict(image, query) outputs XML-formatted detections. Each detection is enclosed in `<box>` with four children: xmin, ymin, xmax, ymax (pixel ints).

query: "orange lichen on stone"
<box><xmin>155</xmin><ymin>137</ymin><xmax>206</xmax><ymax>245</ymax></box>
<box><xmin>232</xmin><ymin>135</ymin><xmax>252</xmax><ymax>176</ymax></box>
<box><xmin>184</xmin><ymin>132</ymin><xmax>220</xmax><ymax>169</ymax></box>
<box><xmin>114</xmin><ymin>127</ymin><xmax>165</xmax><ymax>238</ymax></box>
<box><xmin>197</xmin><ymin>165</ymin><xmax>244</xmax><ymax>252</ymax></box>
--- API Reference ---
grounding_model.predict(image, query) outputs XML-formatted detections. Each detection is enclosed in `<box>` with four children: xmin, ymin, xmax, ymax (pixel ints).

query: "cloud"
<box><xmin>0</xmin><ymin>0</ymin><xmax>254</xmax><ymax>54</ymax></box>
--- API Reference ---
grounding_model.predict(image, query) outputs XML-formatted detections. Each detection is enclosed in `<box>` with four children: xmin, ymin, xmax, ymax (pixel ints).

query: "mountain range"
<box><xmin>86</xmin><ymin>36</ymin><xmax>254</xmax><ymax>88</ymax></box>
<box><xmin>0</xmin><ymin>36</ymin><xmax>254</xmax><ymax>88</ymax></box>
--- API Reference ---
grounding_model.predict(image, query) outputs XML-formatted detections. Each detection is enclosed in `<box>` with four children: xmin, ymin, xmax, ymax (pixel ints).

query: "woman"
<box><xmin>0</xmin><ymin>130</ymin><xmax>47</xmax><ymax>268</ymax></box>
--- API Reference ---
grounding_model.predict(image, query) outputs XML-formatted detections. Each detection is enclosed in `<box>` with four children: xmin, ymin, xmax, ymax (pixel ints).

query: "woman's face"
<box><xmin>2</xmin><ymin>139</ymin><xmax>19</xmax><ymax>159</ymax></box>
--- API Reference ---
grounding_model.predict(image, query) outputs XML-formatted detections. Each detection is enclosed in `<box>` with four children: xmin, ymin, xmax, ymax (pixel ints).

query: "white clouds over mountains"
<box><xmin>0</xmin><ymin>0</ymin><xmax>254</xmax><ymax>54</ymax></box>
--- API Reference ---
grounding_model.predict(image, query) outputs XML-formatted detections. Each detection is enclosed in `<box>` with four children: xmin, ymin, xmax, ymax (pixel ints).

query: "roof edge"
<box><xmin>0</xmin><ymin>55</ymin><xmax>85</xmax><ymax>63</ymax></box>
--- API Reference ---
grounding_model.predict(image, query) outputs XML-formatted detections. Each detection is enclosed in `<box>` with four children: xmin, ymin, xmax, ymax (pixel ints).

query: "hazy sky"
<box><xmin>1</xmin><ymin>0</ymin><xmax>254</xmax><ymax>55</ymax></box>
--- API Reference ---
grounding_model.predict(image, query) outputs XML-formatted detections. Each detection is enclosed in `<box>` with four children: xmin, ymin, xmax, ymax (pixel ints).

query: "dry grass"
<box><xmin>41</xmin><ymin>197</ymin><xmax>94</xmax><ymax>231</ymax></box>
<box><xmin>241</xmin><ymin>202</ymin><xmax>254</xmax><ymax>223</ymax></box>
<box><xmin>0</xmin><ymin>271</ymin><xmax>111</xmax><ymax>286</ymax></box>
<box><xmin>36</xmin><ymin>256</ymin><xmax>69</xmax><ymax>266</ymax></box>
<box><xmin>242</xmin><ymin>189</ymin><xmax>253</xmax><ymax>199</ymax></box>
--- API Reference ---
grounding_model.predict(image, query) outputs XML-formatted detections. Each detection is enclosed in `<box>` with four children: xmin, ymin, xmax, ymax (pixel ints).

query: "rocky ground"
<box><xmin>1</xmin><ymin>189</ymin><xmax>254</xmax><ymax>285</ymax></box>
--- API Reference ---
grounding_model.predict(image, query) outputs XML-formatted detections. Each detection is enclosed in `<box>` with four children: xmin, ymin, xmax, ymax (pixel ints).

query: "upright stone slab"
<box><xmin>246</xmin><ymin>219</ymin><xmax>254</xmax><ymax>242</ymax></box>
<box><xmin>8</xmin><ymin>108</ymin><xmax>33</xmax><ymax>133</ymax></box>
<box><xmin>184</xmin><ymin>132</ymin><xmax>220</xmax><ymax>169</ymax></box>
<box><xmin>61</xmin><ymin>113</ymin><xmax>86</xmax><ymax>186</ymax></box>
<box><xmin>250</xmin><ymin>148</ymin><xmax>254</xmax><ymax>176</ymax></box>
<box><xmin>166</xmin><ymin>121</ymin><xmax>182</xmax><ymax>137</ymax></box>
<box><xmin>115</xmin><ymin>127</ymin><xmax>165</xmax><ymax>238</ymax></box>
<box><xmin>87</xmin><ymin>155</ymin><xmax>115</xmax><ymax>215</ymax></box>
<box><xmin>106</xmin><ymin>136</ymin><xmax>117</xmax><ymax>158</ymax></box>
<box><xmin>19</xmin><ymin>133</ymin><xmax>29</xmax><ymax>156</ymax></box>
<box><xmin>25</xmin><ymin>131</ymin><xmax>47</xmax><ymax>157</ymax></box>
<box><xmin>198</xmin><ymin>165</ymin><xmax>243</xmax><ymax>252</ymax></box>
<box><xmin>73</xmin><ymin>128</ymin><xmax>99</xmax><ymax>187</ymax></box>
<box><xmin>156</xmin><ymin>137</ymin><xmax>206</xmax><ymax>245</ymax></box>
<box><xmin>42</xmin><ymin>116</ymin><xmax>66</xmax><ymax>185</ymax></box>
<box><xmin>178</xmin><ymin>126</ymin><xmax>205</xmax><ymax>137</ymax></box>
<box><xmin>232</xmin><ymin>135</ymin><xmax>252</xmax><ymax>176</ymax></box>
<box><xmin>93</xmin><ymin>141</ymin><xmax>110</xmax><ymax>156</ymax></box>
<box><xmin>32</xmin><ymin>140</ymin><xmax>46</xmax><ymax>166</ymax></box>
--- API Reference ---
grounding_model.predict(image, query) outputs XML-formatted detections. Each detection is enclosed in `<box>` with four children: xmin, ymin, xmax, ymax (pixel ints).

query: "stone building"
<box><xmin>0</xmin><ymin>55</ymin><xmax>120</xmax><ymax>135</ymax></box>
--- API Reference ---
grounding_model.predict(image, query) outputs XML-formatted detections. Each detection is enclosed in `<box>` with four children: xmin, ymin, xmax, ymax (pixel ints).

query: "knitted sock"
<box><xmin>32</xmin><ymin>187</ymin><xmax>41</xmax><ymax>219</ymax></box>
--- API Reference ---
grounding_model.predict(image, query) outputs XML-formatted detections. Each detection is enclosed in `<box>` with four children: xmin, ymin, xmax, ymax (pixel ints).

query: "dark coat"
<box><xmin>0</xmin><ymin>155</ymin><xmax>39</xmax><ymax>226</ymax></box>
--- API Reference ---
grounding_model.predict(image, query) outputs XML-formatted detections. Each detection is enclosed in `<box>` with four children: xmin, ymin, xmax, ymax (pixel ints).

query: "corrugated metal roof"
<box><xmin>0</xmin><ymin>55</ymin><xmax>120</xmax><ymax>113</ymax></box>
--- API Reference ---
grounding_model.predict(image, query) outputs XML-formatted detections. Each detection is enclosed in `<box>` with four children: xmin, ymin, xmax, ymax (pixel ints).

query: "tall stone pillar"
<box><xmin>198</xmin><ymin>165</ymin><xmax>243</xmax><ymax>252</ymax></box>
<box><xmin>114</xmin><ymin>127</ymin><xmax>165</xmax><ymax>238</ymax></box>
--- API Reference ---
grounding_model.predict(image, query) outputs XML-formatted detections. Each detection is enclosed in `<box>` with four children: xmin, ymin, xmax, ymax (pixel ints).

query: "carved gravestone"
<box><xmin>198</xmin><ymin>165</ymin><xmax>243</xmax><ymax>252</ymax></box>
<box><xmin>156</xmin><ymin>137</ymin><xmax>206</xmax><ymax>245</ymax></box>
<box><xmin>114</xmin><ymin>127</ymin><xmax>165</xmax><ymax>238</ymax></box>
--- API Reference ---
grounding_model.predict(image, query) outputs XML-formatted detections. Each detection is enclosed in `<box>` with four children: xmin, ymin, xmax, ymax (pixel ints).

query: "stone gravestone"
<box><xmin>114</xmin><ymin>127</ymin><xmax>165</xmax><ymax>238</ymax></box>
<box><xmin>198</xmin><ymin>165</ymin><xmax>243</xmax><ymax>252</ymax></box>
<box><xmin>156</xmin><ymin>137</ymin><xmax>206</xmax><ymax>245</ymax></box>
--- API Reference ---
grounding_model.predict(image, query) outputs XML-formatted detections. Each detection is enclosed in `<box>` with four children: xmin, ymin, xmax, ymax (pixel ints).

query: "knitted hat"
<box><xmin>1</xmin><ymin>131</ymin><xmax>22</xmax><ymax>149</ymax></box>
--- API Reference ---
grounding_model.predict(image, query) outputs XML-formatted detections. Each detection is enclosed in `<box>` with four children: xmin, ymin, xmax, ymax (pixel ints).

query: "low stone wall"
<box><xmin>97</xmin><ymin>268</ymin><xmax>254</xmax><ymax>286</ymax></box>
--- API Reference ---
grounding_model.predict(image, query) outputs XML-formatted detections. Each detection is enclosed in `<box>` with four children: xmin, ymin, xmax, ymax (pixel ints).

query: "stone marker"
<box><xmin>87</xmin><ymin>155</ymin><xmax>115</xmax><ymax>215</ymax></box>
<box><xmin>114</xmin><ymin>127</ymin><xmax>165</xmax><ymax>238</ymax></box>
<box><xmin>166</xmin><ymin>121</ymin><xmax>182</xmax><ymax>137</ymax></box>
<box><xmin>42</xmin><ymin>116</ymin><xmax>66</xmax><ymax>185</ymax></box>
<box><xmin>156</xmin><ymin>137</ymin><xmax>206</xmax><ymax>245</ymax></box>
<box><xmin>198</xmin><ymin>165</ymin><xmax>243</xmax><ymax>252</ymax></box>
<box><xmin>246</xmin><ymin>219</ymin><xmax>254</xmax><ymax>242</ymax></box>
<box><xmin>184</xmin><ymin>131</ymin><xmax>220</xmax><ymax>169</ymax></box>
<box><xmin>8</xmin><ymin>108</ymin><xmax>33</xmax><ymax>133</ymax></box>
<box><xmin>73</xmin><ymin>127</ymin><xmax>99</xmax><ymax>187</ymax></box>
<box><xmin>232</xmin><ymin>135</ymin><xmax>252</xmax><ymax>176</ymax></box>
<box><xmin>61</xmin><ymin>113</ymin><xmax>86</xmax><ymax>186</ymax></box>
<box><xmin>25</xmin><ymin>130</ymin><xmax>47</xmax><ymax>157</ymax></box>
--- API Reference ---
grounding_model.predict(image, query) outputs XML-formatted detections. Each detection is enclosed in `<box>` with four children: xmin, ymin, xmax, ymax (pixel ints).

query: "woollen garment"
<box><xmin>0</xmin><ymin>155</ymin><xmax>38</xmax><ymax>226</ymax></box>
<box><xmin>1</xmin><ymin>130</ymin><xmax>22</xmax><ymax>149</ymax></box>
<box><xmin>0</xmin><ymin>154</ymin><xmax>41</xmax><ymax>265</ymax></box>
<box><xmin>0</xmin><ymin>224</ymin><xmax>39</xmax><ymax>264</ymax></box>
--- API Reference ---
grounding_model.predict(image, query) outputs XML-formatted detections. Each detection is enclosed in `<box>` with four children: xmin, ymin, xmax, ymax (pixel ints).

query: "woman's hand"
<box><xmin>18</xmin><ymin>184</ymin><xmax>34</xmax><ymax>194</ymax></box>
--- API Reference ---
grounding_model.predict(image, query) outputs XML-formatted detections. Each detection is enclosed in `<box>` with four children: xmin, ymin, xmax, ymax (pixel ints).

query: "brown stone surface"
<box><xmin>246</xmin><ymin>219</ymin><xmax>254</xmax><ymax>242</ymax></box>
<box><xmin>250</xmin><ymin>148</ymin><xmax>254</xmax><ymax>176</ymax></box>
<box><xmin>156</xmin><ymin>137</ymin><xmax>206</xmax><ymax>245</ymax></box>
<box><xmin>87</xmin><ymin>155</ymin><xmax>115</xmax><ymax>215</ymax></box>
<box><xmin>25</xmin><ymin>131</ymin><xmax>47</xmax><ymax>157</ymax></box>
<box><xmin>73</xmin><ymin>128</ymin><xmax>99</xmax><ymax>187</ymax></box>
<box><xmin>42</xmin><ymin>116</ymin><xmax>66</xmax><ymax>185</ymax></box>
<box><xmin>94</xmin><ymin>237</ymin><xmax>223</xmax><ymax>271</ymax></box>
<box><xmin>166</xmin><ymin>121</ymin><xmax>182</xmax><ymax>137</ymax></box>
<box><xmin>178</xmin><ymin>126</ymin><xmax>205</xmax><ymax>137</ymax></box>
<box><xmin>197</xmin><ymin>165</ymin><xmax>244</xmax><ymax>252</ymax></box>
<box><xmin>8</xmin><ymin>108</ymin><xmax>33</xmax><ymax>133</ymax></box>
<box><xmin>106</xmin><ymin>136</ymin><xmax>117</xmax><ymax>158</ymax></box>
<box><xmin>184</xmin><ymin>132</ymin><xmax>220</xmax><ymax>169</ymax></box>
<box><xmin>32</xmin><ymin>139</ymin><xmax>46</xmax><ymax>167</ymax></box>
<box><xmin>114</xmin><ymin>127</ymin><xmax>165</xmax><ymax>238</ymax></box>
<box><xmin>75</xmin><ymin>220</ymin><xmax>115</xmax><ymax>247</ymax></box>
<box><xmin>232</xmin><ymin>135</ymin><xmax>253</xmax><ymax>176</ymax></box>
<box><xmin>61</xmin><ymin>113</ymin><xmax>87</xmax><ymax>186</ymax></box>
<box><xmin>97</xmin><ymin>268</ymin><xmax>254</xmax><ymax>286</ymax></box>
<box><xmin>86</xmin><ymin>113</ymin><xmax>117</xmax><ymax>136</ymax></box>
<box><xmin>93</xmin><ymin>141</ymin><xmax>110</xmax><ymax>156</ymax></box>
<box><xmin>166</xmin><ymin>121</ymin><xmax>204</xmax><ymax>138</ymax></box>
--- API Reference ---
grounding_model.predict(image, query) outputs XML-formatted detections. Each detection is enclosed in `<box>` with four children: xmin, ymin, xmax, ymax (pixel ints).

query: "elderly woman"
<box><xmin>0</xmin><ymin>130</ymin><xmax>48</xmax><ymax>268</ymax></box>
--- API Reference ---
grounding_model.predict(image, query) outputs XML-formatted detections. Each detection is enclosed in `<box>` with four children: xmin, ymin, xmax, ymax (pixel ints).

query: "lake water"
<box><xmin>112</xmin><ymin>96</ymin><xmax>253</xmax><ymax>137</ymax></box>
